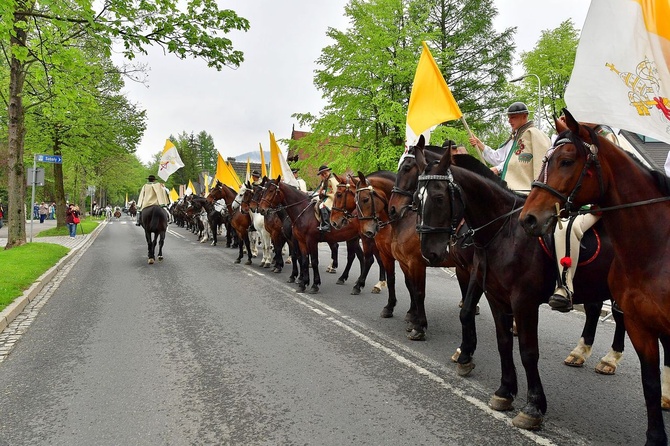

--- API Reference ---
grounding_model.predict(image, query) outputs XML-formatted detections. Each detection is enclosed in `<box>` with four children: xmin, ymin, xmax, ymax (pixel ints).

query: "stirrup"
<box><xmin>548</xmin><ymin>288</ymin><xmax>573</xmax><ymax>313</ymax></box>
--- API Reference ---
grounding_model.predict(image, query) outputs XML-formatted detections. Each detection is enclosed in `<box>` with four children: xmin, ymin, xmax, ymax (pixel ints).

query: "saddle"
<box><xmin>539</xmin><ymin>227</ymin><xmax>602</xmax><ymax>267</ymax></box>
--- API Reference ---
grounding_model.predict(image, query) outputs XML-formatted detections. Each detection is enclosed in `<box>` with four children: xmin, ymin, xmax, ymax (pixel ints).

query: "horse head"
<box><xmin>355</xmin><ymin>171</ymin><xmax>390</xmax><ymax>239</ymax></box>
<box><xmin>520</xmin><ymin>108</ymin><xmax>606</xmax><ymax>236</ymax></box>
<box><xmin>331</xmin><ymin>174</ymin><xmax>356</xmax><ymax>229</ymax></box>
<box><xmin>389</xmin><ymin>136</ymin><xmax>427</xmax><ymax>221</ymax></box>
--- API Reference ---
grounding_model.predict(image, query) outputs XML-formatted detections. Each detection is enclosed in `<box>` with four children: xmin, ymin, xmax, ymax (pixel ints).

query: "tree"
<box><xmin>293</xmin><ymin>0</ymin><xmax>515</xmax><ymax>172</ymax></box>
<box><xmin>1</xmin><ymin>0</ymin><xmax>249</xmax><ymax>249</ymax></box>
<box><xmin>518</xmin><ymin>19</ymin><xmax>580</xmax><ymax>129</ymax></box>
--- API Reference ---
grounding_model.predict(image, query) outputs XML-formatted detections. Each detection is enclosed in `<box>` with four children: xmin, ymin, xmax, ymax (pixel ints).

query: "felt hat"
<box><xmin>147</xmin><ymin>174</ymin><xmax>156</xmax><ymax>181</ymax></box>
<box><xmin>317</xmin><ymin>165</ymin><xmax>331</xmax><ymax>175</ymax></box>
<box><xmin>507</xmin><ymin>102</ymin><xmax>529</xmax><ymax>115</ymax></box>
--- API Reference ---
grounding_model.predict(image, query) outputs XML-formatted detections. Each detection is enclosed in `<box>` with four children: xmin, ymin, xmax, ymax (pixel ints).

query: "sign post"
<box><xmin>30</xmin><ymin>154</ymin><xmax>63</xmax><ymax>242</ymax></box>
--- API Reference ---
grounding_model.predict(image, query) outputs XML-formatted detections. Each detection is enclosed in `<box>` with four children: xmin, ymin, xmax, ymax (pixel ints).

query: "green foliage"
<box><xmin>293</xmin><ymin>0</ymin><xmax>515</xmax><ymax>173</ymax></box>
<box><xmin>519</xmin><ymin>19</ymin><xmax>580</xmax><ymax>130</ymax></box>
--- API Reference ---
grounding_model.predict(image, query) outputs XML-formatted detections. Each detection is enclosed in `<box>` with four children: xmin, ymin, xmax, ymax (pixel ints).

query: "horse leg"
<box><xmin>595</xmin><ymin>301</ymin><xmax>625</xmax><ymax>375</ymax></box>
<box><xmin>627</xmin><ymin>325</ymin><xmax>666</xmax><ymax>445</ymax></box>
<box><xmin>379</xmin><ymin>251</ymin><xmax>397</xmax><ymax>318</ymax></box>
<box><xmin>244</xmin><ymin>235</ymin><xmax>253</xmax><ymax>265</ymax></box>
<box><xmin>564</xmin><ymin>301</ymin><xmax>600</xmax><ymax>367</ymax></box>
<box><xmin>455</xmin><ymin>270</ymin><xmax>483</xmax><ymax>377</ymax></box>
<box><xmin>157</xmin><ymin>230</ymin><xmax>165</xmax><ymax>261</ymax></box>
<box><xmin>297</xmin><ymin>251</ymin><xmax>309</xmax><ymax>292</ymax></box>
<box><xmin>372</xmin><ymin>250</ymin><xmax>387</xmax><ymax>294</ymax></box>
<box><xmin>339</xmin><ymin>239</ymin><xmax>362</xmax><ymax>285</ymax></box>
<box><xmin>307</xmin><ymin>241</ymin><xmax>321</xmax><ymax>294</ymax></box>
<box><xmin>351</xmin><ymin>239</ymin><xmax>375</xmax><ymax>294</ymax></box>
<box><xmin>288</xmin><ymin>238</ymin><xmax>299</xmax><ymax>283</ymax></box>
<box><xmin>512</xmin><ymin>303</ymin><xmax>546</xmax><ymax>430</ymax></box>
<box><xmin>487</xmin><ymin>299</ymin><xmax>518</xmax><ymax>413</ymax></box>
<box><xmin>326</xmin><ymin>242</ymin><xmax>338</xmax><ymax>274</ymax></box>
<box><xmin>660</xmin><ymin>335</ymin><xmax>670</xmax><ymax>410</ymax></box>
<box><xmin>145</xmin><ymin>229</ymin><xmax>155</xmax><ymax>264</ymax></box>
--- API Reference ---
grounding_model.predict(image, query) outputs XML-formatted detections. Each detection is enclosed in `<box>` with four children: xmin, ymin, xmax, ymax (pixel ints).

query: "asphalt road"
<box><xmin>0</xmin><ymin>215</ymin><xmax>663</xmax><ymax>445</ymax></box>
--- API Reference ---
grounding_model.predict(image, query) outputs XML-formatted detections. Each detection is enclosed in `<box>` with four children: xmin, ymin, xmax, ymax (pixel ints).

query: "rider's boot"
<box><xmin>549</xmin><ymin>218</ymin><xmax>576</xmax><ymax>312</ymax></box>
<box><xmin>318</xmin><ymin>206</ymin><xmax>331</xmax><ymax>232</ymax></box>
<box><xmin>136</xmin><ymin>210</ymin><xmax>142</xmax><ymax>226</ymax></box>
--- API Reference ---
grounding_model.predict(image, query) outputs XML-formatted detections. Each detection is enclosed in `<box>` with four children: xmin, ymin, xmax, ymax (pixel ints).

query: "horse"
<box><xmin>519</xmin><ymin>109</ymin><xmax>670</xmax><ymax>445</ymax></box>
<box><xmin>238</xmin><ymin>183</ymin><xmax>274</xmax><ymax>267</ymax></box>
<box><xmin>129</xmin><ymin>202</ymin><xmax>137</xmax><ymax>218</ymax></box>
<box><xmin>414</xmin><ymin>139</ymin><xmax>622</xmax><ymax>430</ymax></box>
<box><xmin>140</xmin><ymin>205</ymin><xmax>168</xmax><ymax>264</ymax></box>
<box><xmin>206</xmin><ymin>181</ymin><xmax>253</xmax><ymax>265</ymax></box>
<box><xmin>330</xmin><ymin>172</ymin><xmax>393</xmax><ymax>295</ymax></box>
<box><xmin>114</xmin><ymin>207</ymin><xmax>122</xmax><ymax>219</ymax></box>
<box><xmin>258</xmin><ymin>176</ymin><xmax>365</xmax><ymax>294</ymax></box>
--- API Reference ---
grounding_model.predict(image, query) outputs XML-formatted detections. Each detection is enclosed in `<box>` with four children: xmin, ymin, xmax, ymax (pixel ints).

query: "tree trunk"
<box><xmin>5</xmin><ymin>24</ymin><xmax>29</xmax><ymax>250</ymax></box>
<box><xmin>53</xmin><ymin>140</ymin><xmax>67</xmax><ymax>227</ymax></box>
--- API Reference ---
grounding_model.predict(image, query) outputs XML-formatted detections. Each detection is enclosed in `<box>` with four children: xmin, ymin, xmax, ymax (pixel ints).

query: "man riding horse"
<box><xmin>136</xmin><ymin>174</ymin><xmax>170</xmax><ymax>226</ymax></box>
<box><xmin>315</xmin><ymin>165</ymin><xmax>339</xmax><ymax>232</ymax></box>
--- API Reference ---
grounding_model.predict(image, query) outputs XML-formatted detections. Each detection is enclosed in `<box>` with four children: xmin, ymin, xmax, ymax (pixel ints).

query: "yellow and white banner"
<box><xmin>157</xmin><ymin>139</ymin><xmax>185</xmax><ymax>181</ymax></box>
<box><xmin>269</xmin><ymin>131</ymin><xmax>299</xmax><ymax>188</ymax></box>
<box><xmin>565</xmin><ymin>0</ymin><xmax>670</xmax><ymax>144</ymax></box>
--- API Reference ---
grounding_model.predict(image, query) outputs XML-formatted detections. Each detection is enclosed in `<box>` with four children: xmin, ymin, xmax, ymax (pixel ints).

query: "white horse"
<box><xmin>233</xmin><ymin>185</ymin><xmax>273</xmax><ymax>267</ymax></box>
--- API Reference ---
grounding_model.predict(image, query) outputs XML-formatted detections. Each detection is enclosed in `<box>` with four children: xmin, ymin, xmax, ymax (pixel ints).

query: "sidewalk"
<box><xmin>0</xmin><ymin>218</ymin><xmax>105</xmax><ymax>333</ymax></box>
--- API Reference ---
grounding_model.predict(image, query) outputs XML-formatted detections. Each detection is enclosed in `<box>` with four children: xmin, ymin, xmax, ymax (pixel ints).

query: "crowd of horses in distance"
<box><xmin>138</xmin><ymin>110</ymin><xmax>670</xmax><ymax>445</ymax></box>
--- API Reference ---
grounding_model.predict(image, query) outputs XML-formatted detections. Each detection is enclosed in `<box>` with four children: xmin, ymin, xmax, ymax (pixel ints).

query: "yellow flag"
<box><xmin>246</xmin><ymin>158</ymin><xmax>251</xmax><ymax>183</ymax></box>
<box><xmin>269</xmin><ymin>131</ymin><xmax>299</xmax><ymax>187</ymax></box>
<box><xmin>187</xmin><ymin>180</ymin><xmax>196</xmax><ymax>195</ymax></box>
<box><xmin>169</xmin><ymin>188</ymin><xmax>179</xmax><ymax>202</ymax></box>
<box><xmin>125</xmin><ymin>193</ymin><xmax>128</xmax><ymax>207</ymax></box>
<box><xmin>215</xmin><ymin>152</ymin><xmax>241</xmax><ymax>191</ymax></box>
<box><xmin>259</xmin><ymin>143</ymin><xmax>268</xmax><ymax>177</ymax></box>
<box><xmin>406</xmin><ymin>41</ymin><xmax>462</xmax><ymax>147</ymax></box>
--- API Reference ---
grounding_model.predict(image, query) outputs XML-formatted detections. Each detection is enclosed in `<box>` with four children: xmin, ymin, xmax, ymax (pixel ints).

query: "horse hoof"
<box><xmin>234</xmin><ymin>259</ymin><xmax>241</xmax><ymax>264</ymax></box>
<box><xmin>350</xmin><ymin>288</ymin><xmax>361</xmax><ymax>296</ymax></box>
<box><xmin>287</xmin><ymin>277</ymin><xmax>296</xmax><ymax>283</ymax></box>
<box><xmin>662</xmin><ymin>396</ymin><xmax>670</xmax><ymax>410</ymax></box>
<box><xmin>407</xmin><ymin>329</ymin><xmax>426</xmax><ymax>341</ymax></box>
<box><xmin>263</xmin><ymin>263</ymin><xmax>271</xmax><ymax>268</ymax></box>
<box><xmin>475</xmin><ymin>305</ymin><xmax>480</xmax><ymax>315</ymax></box>
<box><xmin>451</xmin><ymin>348</ymin><xmax>461</xmax><ymax>362</ymax></box>
<box><xmin>297</xmin><ymin>286</ymin><xmax>306</xmax><ymax>293</ymax></box>
<box><xmin>336</xmin><ymin>279</ymin><xmax>345</xmax><ymax>285</ymax></box>
<box><xmin>371</xmin><ymin>286</ymin><xmax>381</xmax><ymax>294</ymax></box>
<box><xmin>380</xmin><ymin>308</ymin><xmax>393</xmax><ymax>318</ymax></box>
<box><xmin>512</xmin><ymin>411</ymin><xmax>543</xmax><ymax>430</ymax></box>
<box><xmin>564</xmin><ymin>353</ymin><xmax>585</xmax><ymax>367</ymax></box>
<box><xmin>245</xmin><ymin>260</ymin><xmax>252</xmax><ymax>265</ymax></box>
<box><xmin>488</xmin><ymin>395</ymin><xmax>514</xmax><ymax>411</ymax></box>
<box><xmin>457</xmin><ymin>361</ymin><xmax>475</xmax><ymax>377</ymax></box>
<box><xmin>273</xmin><ymin>268</ymin><xmax>282</xmax><ymax>274</ymax></box>
<box><xmin>326</xmin><ymin>267</ymin><xmax>337</xmax><ymax>274</ymax></box>
<box><xmin>148</xmin><ymin>258</ymin><xmax>154</xmax><ymax>264</ymax></box>
<box><xmin>595</xmin><ymin>361</ymin><xmax>617</xmax><ymax>375</ymax></box>
<box><xmin>307</xmin><ymin>286</ymin><xmax>319</xmax><ymax>294</ymax></box>
<box><xmin>158</xmin><ymin>256</ymin><xmax>163</xmax><ymax>262</ymax></box>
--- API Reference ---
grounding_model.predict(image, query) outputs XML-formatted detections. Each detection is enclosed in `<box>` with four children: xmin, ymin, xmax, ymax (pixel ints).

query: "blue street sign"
<box><xmin>36</xmin><ymin>154</ymin><xmax>62</xmax><ymax>164</ymax></box>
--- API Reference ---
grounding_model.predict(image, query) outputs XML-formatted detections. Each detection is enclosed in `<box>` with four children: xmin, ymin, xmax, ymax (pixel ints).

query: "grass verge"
<box><xmin>0</xmin><ymin>243</ymin><xmax>70</xmax><ymax>312</ymax></box>
<box><xmin>35</xmin><ymin>219</ymin><xmax>99</xmax><ymax>237</ymax></box>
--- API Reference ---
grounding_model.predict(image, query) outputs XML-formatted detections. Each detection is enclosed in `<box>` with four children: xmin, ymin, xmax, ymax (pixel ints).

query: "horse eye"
<box><xmin>559</xmin><ymin>159</ymin><xmax>574</xmax><ymax>167</ymax></box>
<box><xmin>432</xmin><ymin>194</ymin><xmax>445</xmax><ymax>203</ymax></box>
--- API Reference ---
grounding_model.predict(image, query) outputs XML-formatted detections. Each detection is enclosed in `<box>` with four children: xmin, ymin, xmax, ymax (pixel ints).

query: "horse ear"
<box><xmin>415</xmin><ymin>141</ymin><xmax>426</xmax><ymax>169</ymax></box>
<box><xmin>357</xmin><ymin>171</ymin><xmax>366</xmax><ymax>184</ymax></box>
<box><xmin>417</xmin><ymin>134</ymin><xmax>426</xmax><ymax>148</ymax></box>
<box><xmin>277</xmin><ymin>174</ymin><xmax>282</xmax><ymax>182</ymax></box>
<box><xmin>437</xmin><ymin>145</ymin><xmax>452</xmax><ymax>171</ymax></box>
<box><xmin>561</xmin><ymin>108</ymin><xmax>580</xmax><ymax>134</ymax></box>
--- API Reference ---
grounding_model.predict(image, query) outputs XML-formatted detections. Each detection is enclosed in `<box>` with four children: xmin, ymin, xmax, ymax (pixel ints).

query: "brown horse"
<box><xmin>520</xmin><ymin>109</ymin><xmax>670</xmax><ymax>445</ymax></box>
<box><xmin>330</xmin><ymin>172</ymin><xmax>393</xmax><ymax>296</ymax></box>
<box><xmin>416</xmin><ymin>140</ymin><xmax>620</xmax><ymax>430</ymax></box>
<box><xmin>206</xmin><ymin>181</ymin><xmax>253</xmax><ymax>265</ymax></box>
<box><xmin>258</xmin><ymin>177</ymin><xmax>364</xmax><ymax>294</ymax></box>
<box><xmin>140</xmin><ymin>205</ymin><xmax>167</xmax><ymax>264</ymax></box>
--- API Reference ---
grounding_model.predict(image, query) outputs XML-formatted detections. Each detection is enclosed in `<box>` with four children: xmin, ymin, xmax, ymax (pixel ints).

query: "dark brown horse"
<box><xmin>416</xmin><ymin>141</ymin><xmax>619</xmax><ymax>430</ymax></box>
<box><xmin>258</xmin><ymin>177</ymin><xmax>364</xmax><ymax>294</ymax></box>
<box><xmin>206</xmin><ymin>181</ymin><xmax>253</xmax><ymax>265</ymax></box>
<box><xmin>140</xmin><ymin>205</ymin><xmax>167</xmax><ymax>264</ymax></box>
<box><xmin>330</xmin><ymin>172</ymin><xmax>393</xmax><ymax>296</ymax></box>
<box><xmin>519</xmin><ymin>109</ymin><xmax>670</xmax><ymax>445</ymax></box>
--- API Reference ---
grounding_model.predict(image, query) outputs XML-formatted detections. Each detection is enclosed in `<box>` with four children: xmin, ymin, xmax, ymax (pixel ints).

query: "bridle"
<box><xmin>531</xmin><ymin>127</ymin><xmax>605</xmax><ymax>216</ymax></box>
<box><xmin>390</xmin><ymin>154</ymin><xmax>419</xmax><ymax>220</ymax></box>
<box><xmin>331</xmin><ymin>177</ymin><xmax>356</xmax><ymax>222</ymax></box>
<box><xmin>355</xmin><ymin>182</ymin><xmax>392</xmax><ymax>230</ymax></box>
<box><xmin>415</xmin><ymin>170</ymin><xmax>463</xmax><ymax>237</ymax></box>
<box><xmin>259</xmin><ymin>181</ymin><xmax>312</xmax><ymax>216</ymax></box>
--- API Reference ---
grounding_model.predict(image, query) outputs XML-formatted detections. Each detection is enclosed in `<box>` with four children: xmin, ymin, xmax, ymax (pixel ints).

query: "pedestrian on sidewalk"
<box><xmin>66</xmin><ymin>203</ymin><xmax>80</xmax><ymax>238</ymax></box>
<box><xmin>39</xmin><ymin>202</ymin><xmax>48</xmax><ymax>223</ymax></box>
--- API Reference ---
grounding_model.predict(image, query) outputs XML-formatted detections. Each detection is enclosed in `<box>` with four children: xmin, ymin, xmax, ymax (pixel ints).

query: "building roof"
<box><xmin>619</xmin><ymin>130</ymin><xmax>669</xmax><ymax>172</ymax></box>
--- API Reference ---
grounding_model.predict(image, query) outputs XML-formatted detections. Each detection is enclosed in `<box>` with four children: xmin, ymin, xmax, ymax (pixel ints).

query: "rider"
<box><xmin>136</xmin><ymin>174</ymin><xmax>170</xmax><ymax>226</ymax></box>
<box><xmin>315</xmin><ymin>164</ymin><xmax>338</xmax><ymax>232</ymax></box>
<box><xmin>468</xmin><ymin>102</ymin><xmax>550</xmax><ymax>193</ymax></box>
<box><xmin>292</xmin><ymin>168</ymin><xmax>307</xmax><ymax>192</ymax></box>
<box><xmin>547</xmin><ymin>123</ymin><xmax>616</xmax><ymax>312</ymax></box>
<box><xmin>251</xmin><ymin>170</ymin><xmax>262</xmax><ymax>186</ymax></box>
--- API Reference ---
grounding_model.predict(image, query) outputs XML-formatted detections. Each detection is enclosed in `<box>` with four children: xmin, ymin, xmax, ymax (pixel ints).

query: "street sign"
<box><xmin>87</xmin><ymin>186</ymin><xmax>96</xmax><ymax>195</ymax></box>
<box><xmin>27</xmin><ymin>168</ymin><xmax>45</xmax><ymax>186</ymax></box>
<box><xmin>36</xmin><ymin>154</ymin><xmax>62</xmax><ymax>164</ymax></box>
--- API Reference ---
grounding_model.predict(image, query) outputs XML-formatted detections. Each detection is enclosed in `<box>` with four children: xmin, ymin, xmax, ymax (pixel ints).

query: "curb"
<box><xmin>0</xmin><ymin>221</ymin><xmax>106</xmax><ymax>333</ymax></box>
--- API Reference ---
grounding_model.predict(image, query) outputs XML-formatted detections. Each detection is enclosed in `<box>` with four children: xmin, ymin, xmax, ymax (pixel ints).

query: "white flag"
<box><xmin>269</xmin><ymin>131</ymin><xmax>299</xmax><ymax>188</ymax></box>
<box><xmin>565</xmin><ymin>0</ymin><xmax>670</xmax><ymax>144</ymax></box>
<box><xmin>158</xmin><ymin>139</ymin><xmax>185</xmax><ymax>181</ymax></box>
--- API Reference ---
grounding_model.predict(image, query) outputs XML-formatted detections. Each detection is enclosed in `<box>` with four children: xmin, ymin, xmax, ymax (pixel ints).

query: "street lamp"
<box><xmin>510</xmin><ymin>73</ymin><xmax>542</xmax><ymax>131</ymax></box>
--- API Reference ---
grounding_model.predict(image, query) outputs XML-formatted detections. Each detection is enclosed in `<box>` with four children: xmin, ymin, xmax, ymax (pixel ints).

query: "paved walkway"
<box><xmin>0</xmin><ymin>218</ymin><xmax>93</xmax><ymax>250</ymax></box>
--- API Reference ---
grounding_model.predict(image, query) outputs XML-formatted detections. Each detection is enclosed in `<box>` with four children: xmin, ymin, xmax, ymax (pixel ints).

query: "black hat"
<box><xmin>291</xmin><ymin>168</ymin><xmax>299</xmax><ymax>174</ymax></box>
<box><xmin>507</xmin><ymin>102</ymin><xmax>529</xmax><ymax>115</ymax></box>
<box><xmin>317</xmin><ymin>165</ymin><xmax>331</xmax><ymax>175</ymax></box>
<box><xmin>442</xmin><ymin>139</ymin><xmax>456</xmax><ymax>149</ymax></box>
<box><xmin>251</xmin><ymin>170</ymin><xmax>260</xmax><ymax>177</ymax></box>
<box><xmin>147</xmin><ymin>174</ymin><xmax>156</xmax><ymax>181</ymax></box>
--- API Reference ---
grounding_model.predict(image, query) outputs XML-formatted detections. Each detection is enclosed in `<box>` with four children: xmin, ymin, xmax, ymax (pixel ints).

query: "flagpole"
<box><xmin>460</xmin><ymin>116</ymin><xmax>487</xmax><ymax>164</ymax></box>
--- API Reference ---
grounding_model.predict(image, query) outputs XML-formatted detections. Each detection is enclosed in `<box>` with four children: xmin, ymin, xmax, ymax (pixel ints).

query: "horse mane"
<box><xmin>367</xmin><ymin>170</ymin><xmax>396</xmax><ymax>181</ymax></box>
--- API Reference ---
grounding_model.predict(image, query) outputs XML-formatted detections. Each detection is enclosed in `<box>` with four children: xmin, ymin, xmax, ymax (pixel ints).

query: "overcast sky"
<box><xmin>118</xmin><ymin>0</ymin><xmax>592</xmax><ymax>164</ymax></box>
